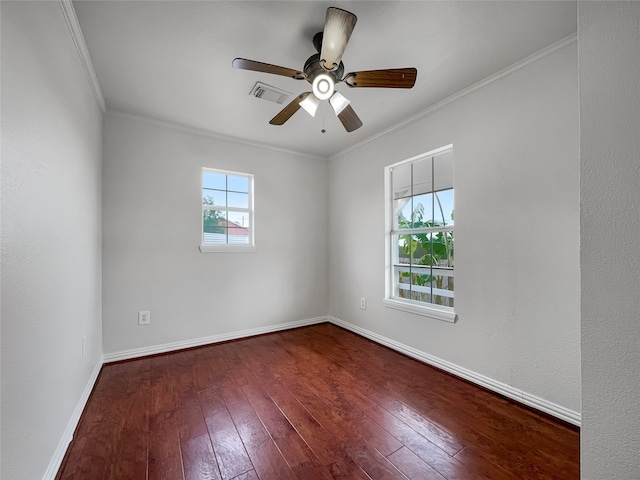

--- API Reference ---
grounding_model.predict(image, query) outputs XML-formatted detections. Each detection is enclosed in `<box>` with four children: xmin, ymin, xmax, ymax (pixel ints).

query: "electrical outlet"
<box><xmin>360</xmin><ymin>297</ymin><xmax>366</xmax><ymax>310</ymax></box>
<box><xmin>138</xmin><ymin>310</ymin><xmax>151</xmax><ymax>325</ymax></box>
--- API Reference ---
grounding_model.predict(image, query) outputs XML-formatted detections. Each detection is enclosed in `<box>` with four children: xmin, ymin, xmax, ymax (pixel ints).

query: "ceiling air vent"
<box><xmin>250</xmin><ymin>82</ymin><xmax>290</xmax><ymax>105</ymax></box>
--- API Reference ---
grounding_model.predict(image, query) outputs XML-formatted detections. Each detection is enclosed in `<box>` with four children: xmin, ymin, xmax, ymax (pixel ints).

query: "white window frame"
<box><xmin>200</xmin><ymin>167</ymin><xmax>255</xmax><ymax>253</ymax></box>
<box><xmin>384</xmin><ymin>145</ymin><xmax>457</xmax><ymax>322</ymax></box>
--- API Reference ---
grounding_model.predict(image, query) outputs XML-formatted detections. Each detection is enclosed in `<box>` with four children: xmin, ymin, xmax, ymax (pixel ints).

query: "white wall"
<box><xmin>579</xmin><ymin>2</ymin><xmax>640</xmax><ymax>478</ymax></box>
<box><xmin>0</xmin><ymin>2</ymin><xmax>103</xmax><ymax>479</ymax></box>
<box><xmin>102</xmin><ymin>113</ymin><xmax>328</xmax><ymax>355</ymax></box>
<box><xmin>329</xmin><ymin>44</ymin><xmax>580</xmax><ymax>415</ymax></box>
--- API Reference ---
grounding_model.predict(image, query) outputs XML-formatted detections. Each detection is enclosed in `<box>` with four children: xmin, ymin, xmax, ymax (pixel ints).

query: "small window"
<box><xmin>384</xmin><ymin>145</ymin><xmax>456</xmax><ymax>322</ymax></box>
<box><xmin>200</xmin><ymin>168</ymin><xmax>255</xmax><ymax>252</ymax></box>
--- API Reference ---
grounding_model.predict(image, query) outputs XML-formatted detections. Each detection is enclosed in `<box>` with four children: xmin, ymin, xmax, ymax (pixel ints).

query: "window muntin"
<box><xmin>385</xmin><ymin>146</ymin><xmax>455</xmax><ymax>320</ymax></box>
<box><xmin>201</xmin><ymin>168</ymin><xmax>254</xmax><ymax>251</ymax></box>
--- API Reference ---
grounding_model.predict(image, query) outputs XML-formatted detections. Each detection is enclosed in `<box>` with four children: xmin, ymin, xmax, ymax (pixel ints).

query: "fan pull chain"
<box><xmin>321</xmin><ymin>104</ymin><xmax>326</xmax><ymax>133</ymax></box>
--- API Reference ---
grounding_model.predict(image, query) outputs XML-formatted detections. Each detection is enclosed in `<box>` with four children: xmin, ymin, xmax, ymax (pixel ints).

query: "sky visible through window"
<box><xmin>202</xmin><ymin>171</ymin><xmax>250</xmax><ymax>227</ymax></box>
<box><xmin>398</xmin><ymin>189</ymin><xmax>454</xmax><ymax>226</ymax></box>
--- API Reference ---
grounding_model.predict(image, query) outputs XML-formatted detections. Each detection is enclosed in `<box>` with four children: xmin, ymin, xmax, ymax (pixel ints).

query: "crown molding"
<box><xmin>105</xmin><ymin>109</ymin><xmax>327</xmax><ymax>162</ymax></box>
<box><xmin>58</xmin><ymin>0</ymin><xmax>106</xmax><ymax>113</ymax></box>
<box><xmin>329</xmin><ymin>32</ymin><xmax>578</xmax><ymax>161</ymax></box>
<box><xmin>55</xmin><ymin>0</ymin><xmax>576</xmax><ymax>163</ymax></box>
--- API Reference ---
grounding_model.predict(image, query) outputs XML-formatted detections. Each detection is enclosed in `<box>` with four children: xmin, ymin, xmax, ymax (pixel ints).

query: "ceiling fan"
<box><xmin>232</xmin><ymin>7</ymin><xmax>417</xmax><ymax>133</ymax></box>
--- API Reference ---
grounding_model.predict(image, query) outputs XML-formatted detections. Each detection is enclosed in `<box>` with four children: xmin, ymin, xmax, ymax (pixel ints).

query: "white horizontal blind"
<box><xmin>203</xmin><ymin>232</ymin><xmax>249</xmax><ymax>245</ymax></box>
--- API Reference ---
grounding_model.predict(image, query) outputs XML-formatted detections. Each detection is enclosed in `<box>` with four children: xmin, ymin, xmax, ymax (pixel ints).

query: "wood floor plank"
<box><xmin>289</xmin><ymin>379</ymin><xmax>402</xmax><ymax>466</ymax></box>
<box><xmin>230</xmin><ymin>470</ymin><xmax>259</xmax><ymax>480</ymax></box>
<box><xmin>60</xmin><ymin>362</ymin><xmax>143</xmax><ymax>480</ymax></box>
<box><xmin>198</xmin><ymin>388</ymin><xmax>253</xmax><ymax>480</ymax></box>
<box><xmin>226</xmin><ymin>398</ymin><xmax>297</xmax><ymax>480</ymax></box>
<box><xmin>109</xmin><ymin>381</ymin><xmax>150</xmax><ymax>479</ymax></box>
<box><xmin>148</xmin><ymin>414</ymin><xmax>184</xmax><ymax>480</ymax></box>
<box><xmin>380</xmin><ymin>398</ymin><xmax>465</xmax><ymax>456</ymax></box>
<box><xmin>175</xmin><ymin>383</ymin><xmax>209</xmax><ymax>442</ymax></box>
<box><xmin>181</xmin><ymin>434</ymin><xmax>222</xmax><ymax>480</ymax></box>
<box><xmin>264</xmin><ymin>382</ymin><xmax>370</xmax><ymax>480</ymax></box>
<box><xmin>240</xmin><ymin>380</ymin><xmax>332</xmax><ymax>480</ymax></box>
<box><xmin>284</xmin><ymin>378</ymin><xmax>408</xmax><ymax>480</ymax></box>
<box><xmin>365</xmin><ymin>403</ymin><xmax>482</xmax><ymax>480</ymax></box>
<box><xmin>57</xmin><ymin>324</ymin><xmax>579</xmax><ymax>480</ymax></box>
<box><xmin>387</xmin><ymin>446</ymin><xmax>447</xmax><ymax>480</ymax></box>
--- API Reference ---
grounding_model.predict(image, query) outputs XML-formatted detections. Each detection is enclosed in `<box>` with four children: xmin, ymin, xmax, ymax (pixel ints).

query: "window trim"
<box><xmin>200</xmin><ymin>167</ymin><xmax>255</xmax><ymax>253</ymax></box>
<box><xmin>384</xmin><ymin>145</ymin><xmax>457</xmax><ymax>322</ymax></box>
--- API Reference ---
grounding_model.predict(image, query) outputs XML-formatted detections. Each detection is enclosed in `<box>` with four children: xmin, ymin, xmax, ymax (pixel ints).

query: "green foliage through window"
<box><xmin>202</xmin><ymin>196</ymin><xmax>225</xmax><ymax>233</ymax></box>
<box><xmin>397</xmin><ymin>191</ymin><xmax>454</xmax><ymax>307</ymax></box>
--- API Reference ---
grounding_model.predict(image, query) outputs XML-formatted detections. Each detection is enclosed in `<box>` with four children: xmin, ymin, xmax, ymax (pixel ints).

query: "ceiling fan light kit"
<box><xmin>232</xmin><ymin>6</ymin><xmax>417</xmax><ymax>132</ymax></box>
<box><xmin>299</xmin><ymin>94</ymin><xmax>320</xmax><ymax>117</ymax></box>
<box><xmin>329</xmin><ymin>91</ymin><xmax>350</xmax><ymax>116</ymax></box>
<box><xmin>312</xmin><ymin>73</ymin><xmax>334</xmax><ymax>100</ymax></box>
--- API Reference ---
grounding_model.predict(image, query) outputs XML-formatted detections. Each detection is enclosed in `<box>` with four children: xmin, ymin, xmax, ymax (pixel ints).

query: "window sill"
<box><xmin>200</xmin><ymin>244</ymin><xmax>256</xmax><ymax>253</ymax></box>
<box><xmin>383</xmin><ymin>298</ymin><xmax>457</xmax><ymax>323</ymax></box>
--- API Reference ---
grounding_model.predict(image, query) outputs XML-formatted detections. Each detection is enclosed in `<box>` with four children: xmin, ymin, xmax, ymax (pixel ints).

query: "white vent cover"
<box><xmin>250</xmin><ymin>82</ymin><xmax>291</xmax><ymax>104</ymax></box>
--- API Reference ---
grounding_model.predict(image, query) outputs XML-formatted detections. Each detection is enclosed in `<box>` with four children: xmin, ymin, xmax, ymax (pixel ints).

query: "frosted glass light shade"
<box><xmin>329</xmin><ymin>91</ymin><xmax>350</xmax><ymax>115</ymax></box>
<box><xmin>299</xmin><ymin>94</ymin><xmax>320</xmax><ymax>117</ymax></box>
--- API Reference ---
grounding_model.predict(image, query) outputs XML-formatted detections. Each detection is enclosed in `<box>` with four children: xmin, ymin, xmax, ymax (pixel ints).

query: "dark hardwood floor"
<box><xmin>56</xmin><ymin>323</ymin><xmax>579</xmax><ymax>479</ymax></box>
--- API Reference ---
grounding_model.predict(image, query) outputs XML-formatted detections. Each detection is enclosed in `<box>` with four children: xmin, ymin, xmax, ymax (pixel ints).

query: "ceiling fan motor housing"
<box><xmin>304</xmin><ymin>53</ymin><xmax>344</xmax><ymax>84</ymax></box>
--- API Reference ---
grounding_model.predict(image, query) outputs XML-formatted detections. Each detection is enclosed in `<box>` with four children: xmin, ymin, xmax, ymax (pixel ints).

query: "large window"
<box><xmin>200</xmin><ymin>168</ymin><xmax>255</xmax><ymax>252</ymax></box>
<box><xmin>384</xmin><ymin>145</ymin><xmax>456</xmax><ymax>322</ymax></box>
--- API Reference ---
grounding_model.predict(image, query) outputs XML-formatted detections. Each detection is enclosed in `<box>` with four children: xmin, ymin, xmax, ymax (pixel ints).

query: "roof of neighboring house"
<box><xmin>218</xmin><ymin>219</ymin><xmax>249</xmax><ymax>235</ymax></box>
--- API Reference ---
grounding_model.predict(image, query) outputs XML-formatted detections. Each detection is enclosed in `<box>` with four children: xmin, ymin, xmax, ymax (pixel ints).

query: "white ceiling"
<box><xmin>73</xmin><ymin>1</ymin><xmax>577</xmax><ymax>158</ymax></box>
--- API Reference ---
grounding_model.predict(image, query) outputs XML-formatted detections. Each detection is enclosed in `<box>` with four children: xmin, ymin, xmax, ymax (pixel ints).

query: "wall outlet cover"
<box><xmin>138</xmin><ymin>310</ymin><xmax>151</xmax><ymax>325</ymax></box>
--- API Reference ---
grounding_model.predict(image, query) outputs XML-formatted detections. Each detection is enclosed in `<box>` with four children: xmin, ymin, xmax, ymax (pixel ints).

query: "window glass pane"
<box><xmin>424</xmin><ymin>233</ymin><xmax>452</xmax><ymax>268</ymax></box>
<box><xmin>434</xmin><ymin>189</ymin><xmax>454</xmax><ymax>226</ymax></box>
<box><xmin>394</xmin><ymin>198</ymin><xmax>413</xmax><ymax>230</ymax></box>
<box><xmin>203</xmin><ymin>171</ymin><xmax>226</xmax><ymax>190</ymax></box>
<box><xmin>392</xmin><ymin>163</ymin><xmax>412</xmax><ymax>200</ymax></box>
<box><xmin>410</xmin><ymin>270</ymin><xmax>434</xmax><ymax>303</ymax></box>
<box><xmin>396</xmin><ymin>268</ymin><xmax>412</xmax><ymax>299</ymax></box>
<box><xmin>395</xmin><ymin>267</ymin><xmax>433</xmax><ymax>302</ymax></box>
<box><xmin>228</xmin><ymin>233</ymin><xmax>249</xmax><ymax>245</ymax></box>
<box><xmin>203</xmin><ymin>209</ymin><xmax>226</xmax><ymax>233</ymax></box>
<box><xmin>411</xmin><ymin>193</ymin><xmax>434</xmax><ymax>226</ymax></box>
<box><xmin>228</xmin><ymin>192</ymin><xmax>249</xmax><ymax>209</ymax></box>
<box><xmin>425</xmin><ymin>271</ymin><xmax>455</xmax><ymax>308</ymax></box>
<box><xmin>412</xmin><ymin>157</ymin><xmax>434</xmax><ymax>196</ymax></box>
<box><xmin>411</xmin><ymin>232</ymin><xmax>431</xmax><ymax>264</ymax></box>
<box><xmin>203</xmin><ymin>189</ymin><xmax>226</xmax><ymax>207</ymax></box>
<box><xmin>203</xmin><ymin>227</ymin><xmax>228</xmax><ymax>245</ymax></box>
<box><xmin>433</xmin><ymin>150</ymin><xmax>453</xmax><ymax>192</ymax></box>
<box><xmin>396</xmin><ymin>234</ymin><xmax>413</xmax><ymax>265</ymax></box>
<box><xmin>227</xmin><ymin>211</ymin><xmax>250</xmax><ymax>229</ymax></box>
<box><xmin>228</xmin><ymin>175</ymin><xmax>249</xmax><ymax>193</ymax></box>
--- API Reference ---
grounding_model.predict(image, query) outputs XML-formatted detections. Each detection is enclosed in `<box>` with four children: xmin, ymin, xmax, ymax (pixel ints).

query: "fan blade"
<box><xmin>270</xmin><ymin>92</ymin><xmax>312</xmax><ymax>125</ymax></box>
<box><xmin>344</xmin><ymin>68</ymin><xmax>417</xmax><ymax>88</ymax></box>
<box><xmin>320</xmin><ymin>7</ymin><xmax>357</xmax><ymax>71</ymax></box>
<box><xmin>232</xmin><ymin>58</ymin><xmax>306</xmax><ymax>80</ymax></box>
<box><xmin>337</xmin><ymin>104</ymin><xmax>363</xmax><ymax>132</ymax></box>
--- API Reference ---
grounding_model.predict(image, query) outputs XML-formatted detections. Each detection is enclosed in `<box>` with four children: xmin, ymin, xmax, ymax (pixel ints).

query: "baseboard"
<box><xmin>327</xmin><ymin>316</ymin><xmax>581</xmax><ymax>427</ymax></box>
<box><xmin>43</xmin><ymin>357</ymin><xmax>103</xmax><ymax>480</ymax></box>
<box><xmin>103</xmin><ymin>316</ymin><xmax>328</xmax><ymax>363</ymax></box>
